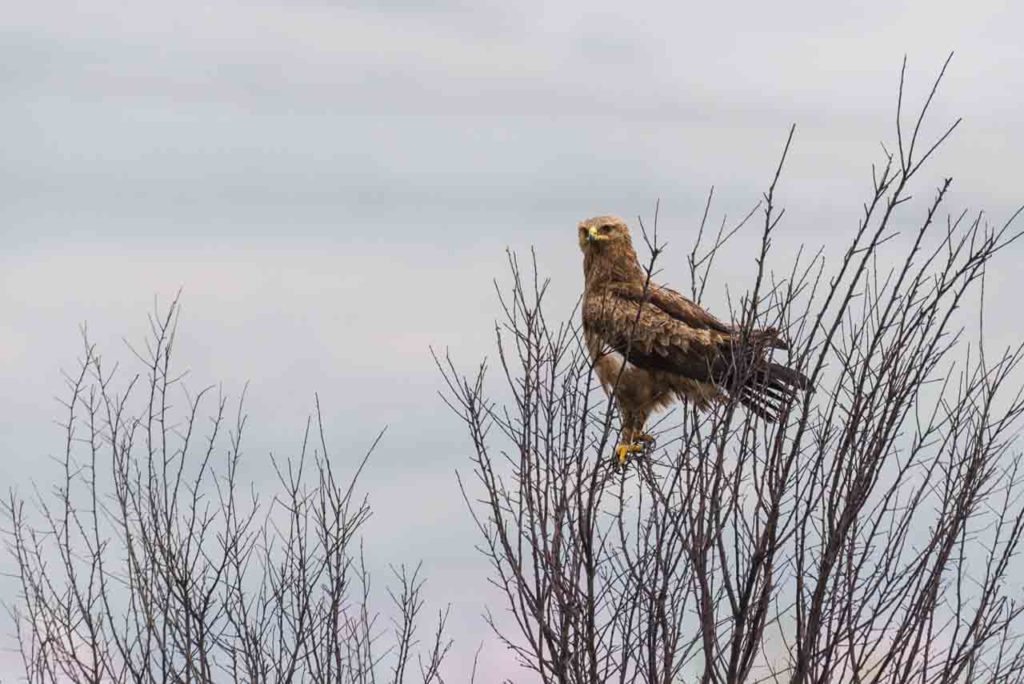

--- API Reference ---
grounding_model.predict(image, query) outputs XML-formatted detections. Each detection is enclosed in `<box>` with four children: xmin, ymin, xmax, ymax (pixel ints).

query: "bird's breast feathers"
<box><xmin>585</xmin><ymin>328</ymin><xmax>627</xmax><ymax>385</ymax></box>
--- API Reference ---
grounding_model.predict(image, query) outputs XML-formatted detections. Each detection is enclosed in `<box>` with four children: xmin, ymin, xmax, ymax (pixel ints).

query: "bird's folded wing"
<box><xmin>583</xmin><ymin>290</ymin><xmax>730</xmax><ymax>382</ymax></box>
<box><xmin>617</xmin><ymin>283</ymin><xmax>790</xmax><ymax>350</ymax></box>
<box><xmin>611</xmin><ymin>283</ymin><xmax>732</xmax><ymax>333</ymax></box>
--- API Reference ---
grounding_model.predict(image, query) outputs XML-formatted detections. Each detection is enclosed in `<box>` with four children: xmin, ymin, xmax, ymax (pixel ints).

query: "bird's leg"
<box><xmin>614</xmin><ymin>412</ymin><xmax>653</xmax><ymax>466</ymax></box>
<box><xmin>614</xmin><ymin>439</ymin><xmax>645</xmax><ymax>466</ymax></box>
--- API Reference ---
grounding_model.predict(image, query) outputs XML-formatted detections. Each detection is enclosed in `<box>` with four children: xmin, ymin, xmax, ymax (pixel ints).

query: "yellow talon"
<box><xmin>614</xmin><ymin>441</ymin><xmax>646</xmax><ymax>466</ymax></box>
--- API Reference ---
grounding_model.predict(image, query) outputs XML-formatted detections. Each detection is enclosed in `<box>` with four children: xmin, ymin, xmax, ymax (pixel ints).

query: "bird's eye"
<box><xmin>600</xmin><ymin>224</ymin><xmax>613</xmax><ymax>233</ymax></box>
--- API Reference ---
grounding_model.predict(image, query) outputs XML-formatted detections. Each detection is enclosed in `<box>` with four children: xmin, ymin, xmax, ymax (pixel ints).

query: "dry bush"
<box><xmin>439</xmin><ymin>56</ymin><xmax>1024</xmax><ymax>683</ymax></box>
<box><xmin>4</xmin><ymin>300</ymin><xmax>451</xmax><ymax>683</ymax></box>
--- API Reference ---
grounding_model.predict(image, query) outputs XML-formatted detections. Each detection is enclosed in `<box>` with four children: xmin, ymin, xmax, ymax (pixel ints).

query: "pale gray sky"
<box><xmin>2</xmin><ymin>0</ymin><xmax>1023</xmax><ymax>679</ymax></box>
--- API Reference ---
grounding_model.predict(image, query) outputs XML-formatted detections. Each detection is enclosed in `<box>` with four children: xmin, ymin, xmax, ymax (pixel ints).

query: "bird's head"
<box><xmin>578</xmin><ymin>215</ymin><xmax>632</xmax><ymax>253</ymax></box>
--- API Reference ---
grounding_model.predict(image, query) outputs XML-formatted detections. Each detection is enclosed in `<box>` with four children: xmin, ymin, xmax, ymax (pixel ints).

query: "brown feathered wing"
<box><xmin>582</xmin><ymin>283</ymin><xmax>809</xmax><ymax>420</ymax></box>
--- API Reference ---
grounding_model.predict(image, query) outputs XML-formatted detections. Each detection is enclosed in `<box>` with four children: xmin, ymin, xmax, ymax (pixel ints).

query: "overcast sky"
<box><xmin>2</xmin><ymin>0</ymin><xmax>1023</xmax><ymax>679</ymax></box>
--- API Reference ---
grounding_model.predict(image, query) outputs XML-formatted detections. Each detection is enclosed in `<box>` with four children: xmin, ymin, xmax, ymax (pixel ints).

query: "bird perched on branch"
<box><xmin>578</xmin><ymin>215</ymin><xmax>810</xmax><ymax>465</ymax></box>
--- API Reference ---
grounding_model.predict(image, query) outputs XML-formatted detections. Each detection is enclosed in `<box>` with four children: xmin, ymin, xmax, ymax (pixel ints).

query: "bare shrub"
<box><xmin>439</xmin><ymin>56</ymin><xmax>1024</xmax><ymax>683</ymax></box>
<box><xmin>4</xmin><ymin>299</ymin><xmax>450</xmax><ymax>683</ymax></box>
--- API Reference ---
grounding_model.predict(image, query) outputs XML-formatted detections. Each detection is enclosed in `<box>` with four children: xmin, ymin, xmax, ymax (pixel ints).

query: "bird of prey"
<box><xmin>578</xmin><ymin>215</ymin><xmax>810</xmax><ymax>465</ymax></box>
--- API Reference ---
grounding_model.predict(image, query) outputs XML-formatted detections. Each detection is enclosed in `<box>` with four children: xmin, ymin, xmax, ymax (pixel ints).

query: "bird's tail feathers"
<box><xmin>737</xmin><ymin>361</ymin><xmax>811</xmax><ymax>422</ymax></box>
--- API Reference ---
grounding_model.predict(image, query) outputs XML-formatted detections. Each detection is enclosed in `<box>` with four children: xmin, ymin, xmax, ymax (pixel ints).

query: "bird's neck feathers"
<box><xmin>583</xmin><ymin>241</ymin><xmax>645</xmax><ymax>289</ymax></box>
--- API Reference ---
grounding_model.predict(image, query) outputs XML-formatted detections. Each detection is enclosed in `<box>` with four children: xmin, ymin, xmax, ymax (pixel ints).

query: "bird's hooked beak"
<box><xmin>585</xmin><ymin>226</ymin><xmax>602</xmax><ymax>243</ymax></box>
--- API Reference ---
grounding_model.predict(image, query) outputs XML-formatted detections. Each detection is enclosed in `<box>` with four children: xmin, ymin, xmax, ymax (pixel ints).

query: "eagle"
<box><xmin>578</xmin><ymin>215</ymin><xmax>810</xmax><ymax>464</ymax></box>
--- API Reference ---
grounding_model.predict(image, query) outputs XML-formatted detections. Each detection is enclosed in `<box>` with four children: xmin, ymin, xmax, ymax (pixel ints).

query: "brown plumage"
<box><xmin>578</xmin><ymin>215</ymin><xmax>810</xmax><ymax>463</ymax></box>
